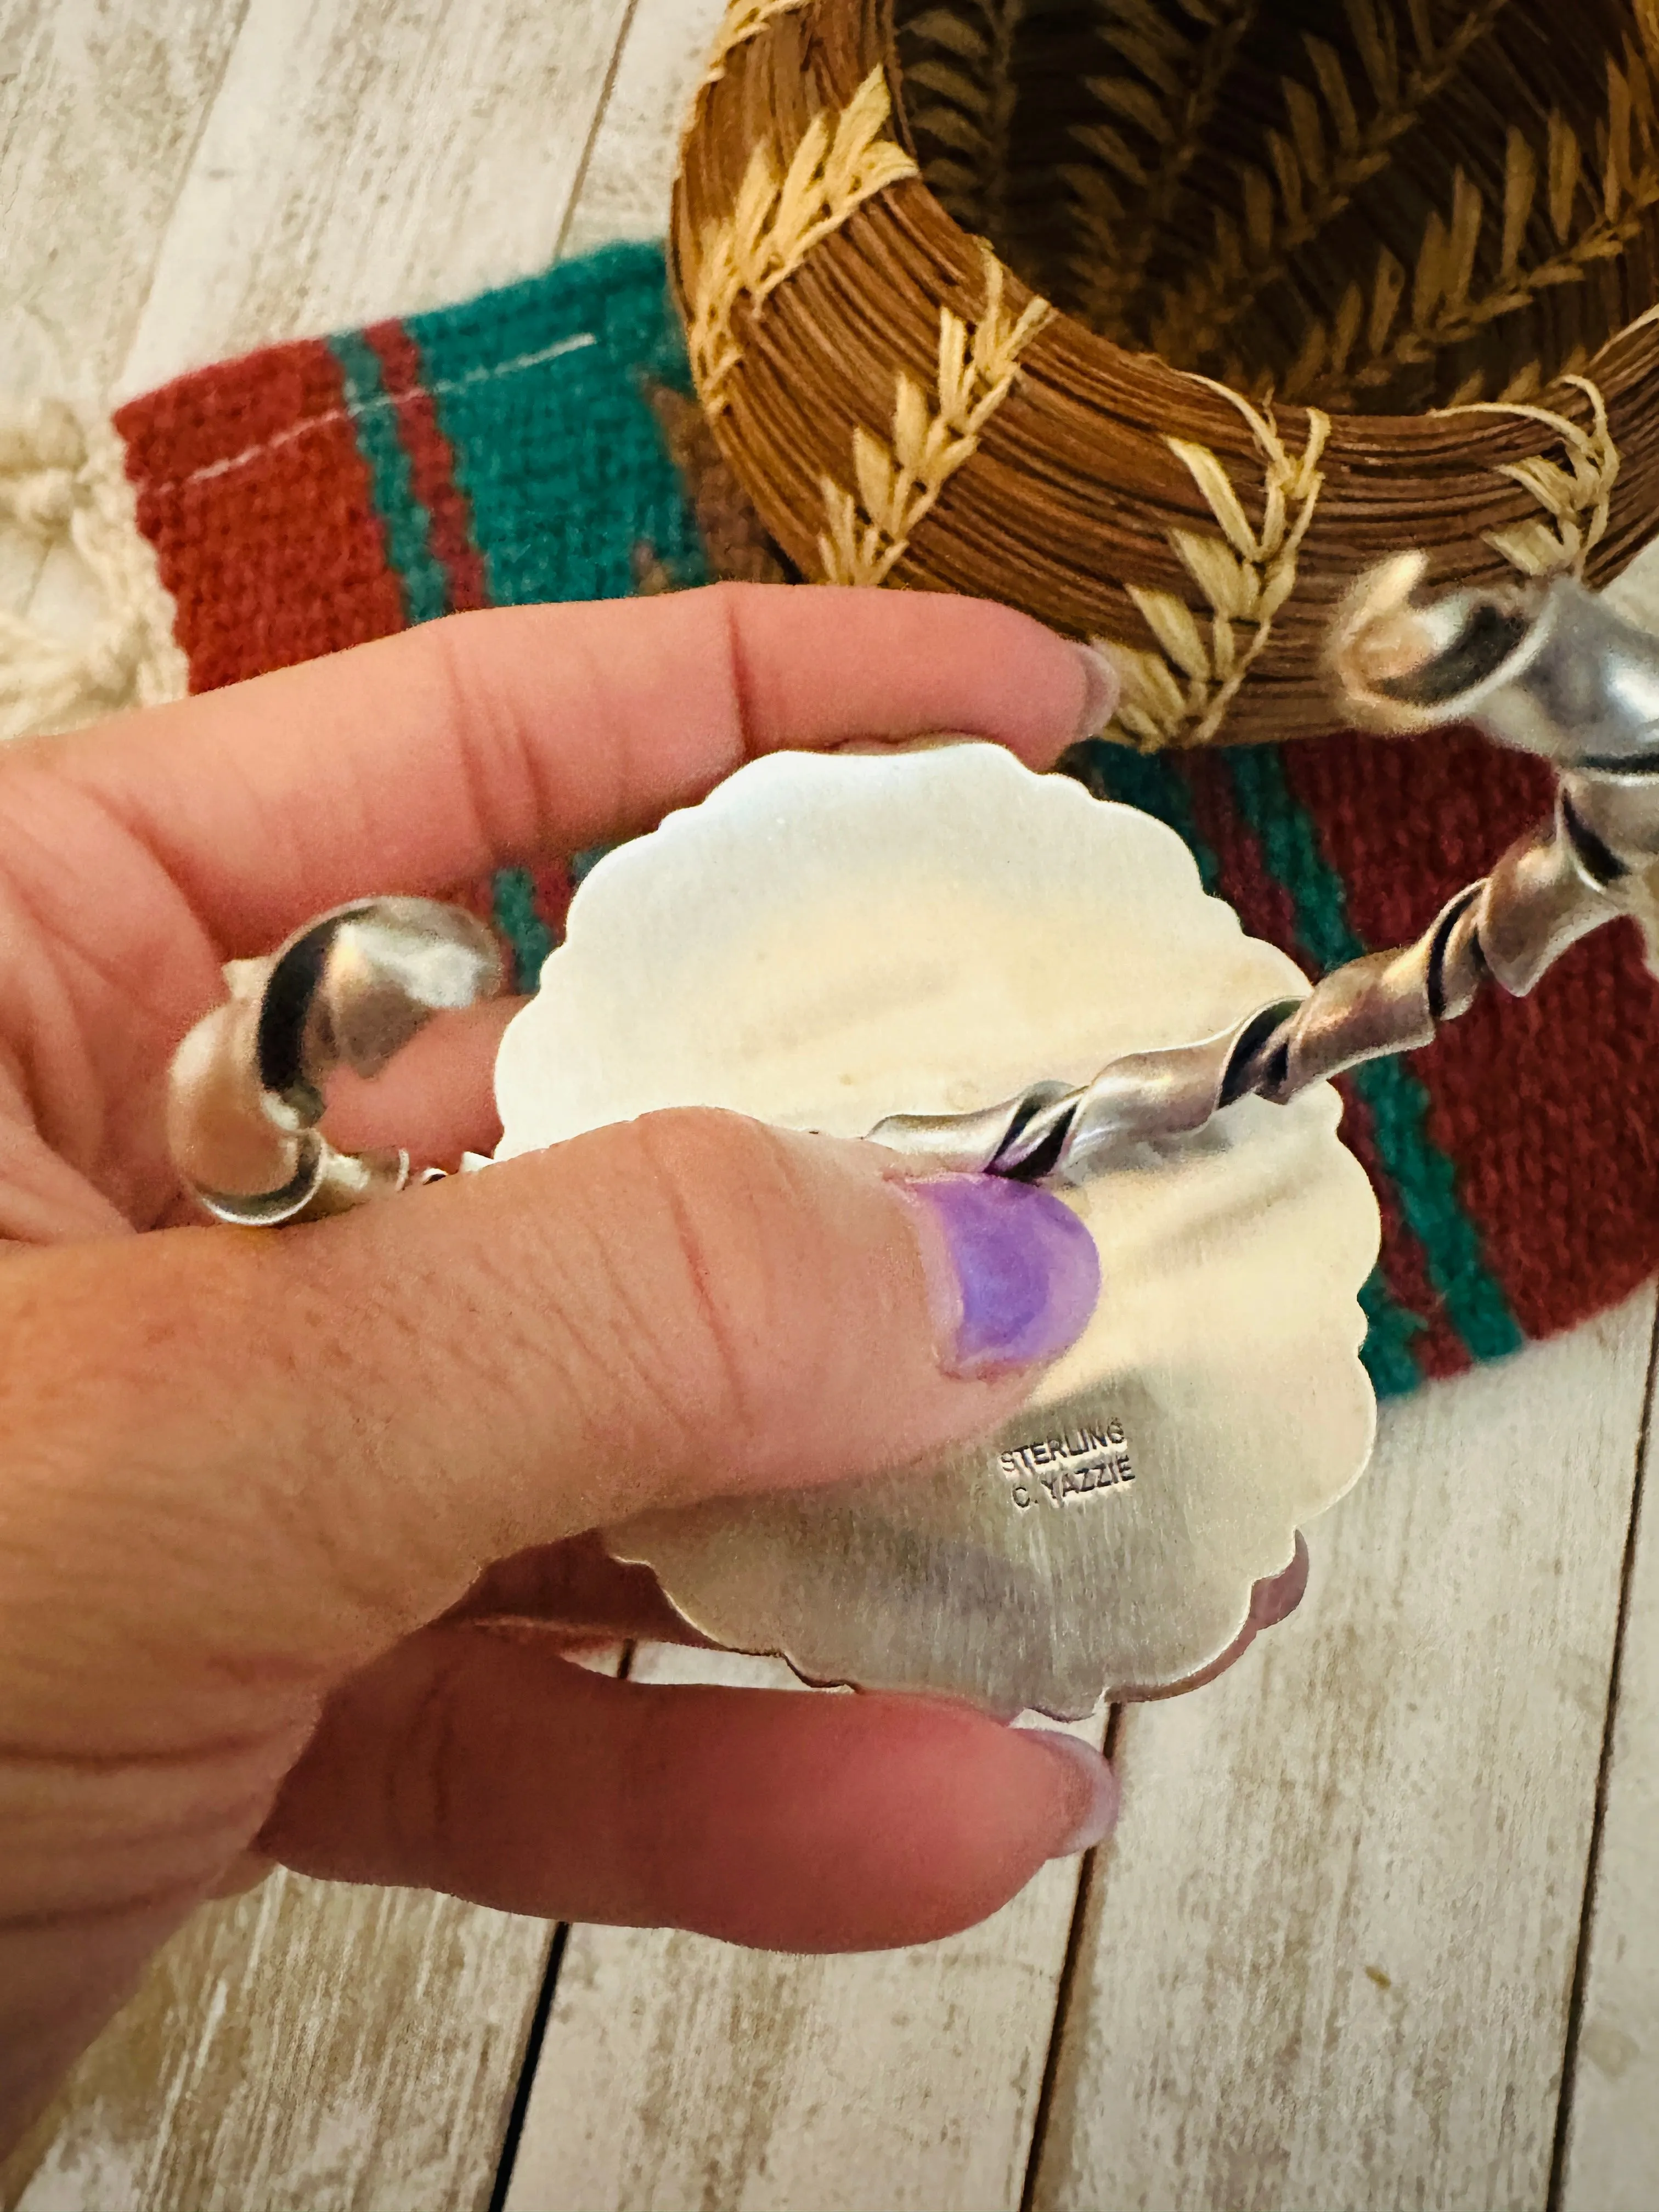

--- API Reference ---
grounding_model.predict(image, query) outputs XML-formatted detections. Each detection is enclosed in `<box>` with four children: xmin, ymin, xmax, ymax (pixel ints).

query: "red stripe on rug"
<box><xmin>362</xmin><ymin>320</ymin><xmax>488</xmax><ymax>614</ymax></box>
<box><xmin>1281</xmin><ymin>725</ymin><xmax>1659</xmax><ymax>1342</ymax></box>
<box><xmin>442</xmin><ymin>876</ymin><xmax>500</xmax><ymax>928</ymax></box>
<box><xmin>1180</xmin><ymin>754</ymin><xmax>1300</xmax><ymax>957</ymax></box>
<box><xmin>1179</xmin><ymin>755</ymin><xmax>1468</xmax><ymax>1375</ymax></box>
<box><xmin>1334</xmin><ymin>1084</ymin><xmax>1470</xmax><ymax>1381</ymax></box>
<box><xmin>528</xmin><ymin>860</ymin><xmax>575</xmax><ymax>943</ymax></box>
<box><xmin>115</xmin><ymin>339</ymin><xmax>405</xmax><ymax>692</ymax></box>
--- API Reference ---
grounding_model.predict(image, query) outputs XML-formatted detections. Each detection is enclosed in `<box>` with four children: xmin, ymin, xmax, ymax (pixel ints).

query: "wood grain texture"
<box><xmin>1557</xmin><ymin>1323</ymin><xmax>1659</xmax><ymax>2212</ymax></box>
<box><xmin>1029</xmin><ymin>1290</ymin><xmax>1657</xmax><ymax>2212</ymax></box>
<box><xmin>503</xmin><ymin>1643</ymin><xmax>1104</xmax><ymax>2212</ymax></box>
<box><xmin>7</xmin><ymin>1877</ymin><xmax>554</xmax><ymax>2212</ymax></box>
<box><xmin>0</xmin><ymin>0</ymin><xmax>249</xmax><ymax>622</ymax></box>
<box><xmin>2</xmin><ymin>3</ymin><xmax>645</xmax><ymax>2204</ymax></box>
<box><xmin>558</xmin><ymin>0</ymin><xmax>727</xmax><ymax>261</ymax></box>
<box><xmin>1551</xmin><ymin>529</ymin><xmax>1659</xmax><ymax>2212</ymax></box>
<box><xmin>0</xmin><ymin>0</ymin><xmax>250</xmax><ymax>397</ymax></box>
<box><xmin>115</xmin><ymin>0</ymin><xmax>635</xmax><ymax>399</ymax></box>
<box><xmin>6</xmin><ymin>0</ymin><xmax>1658</xmax><ymax>2204</ymax></box>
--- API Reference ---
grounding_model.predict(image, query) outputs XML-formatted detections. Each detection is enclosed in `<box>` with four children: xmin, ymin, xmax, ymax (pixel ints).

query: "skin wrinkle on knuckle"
<box><xmin>518</xmin><ymin>1155</ymin><xmax>723</xmax><ymax>1509</ymax></box>
<box><xmin>414</xmin><ymin>612</ymin><xmax>527</xmax><ymax>864</ymax></box>
<box><xmin>284</xmin><ymin>1165</ymin><xmax>654</xmax><ymax>1583</ymax></box>
<box><xmin>32</xmin><ymin>783</ymin><xmax>188</xmax><ymax>1035</ymax></box>
<box><xmin>555</xmin><ymin>1284</ymin><xmax>691</xmax><ymax>1509</ymax></box>
<box><xmin>233</xmin><ymin>1255</ymin><xmax>390</xmax><ymax>1517</ymax></box>
<box><xmin>619</xmin><ymin>1112</ymin><xmax>830</xmax><ymax>1487</ymax></box>
<box><xmin>82</xmin><ymin>687</ymin><xmax>319</xmax><ymax>953</ymax></box>
<box><xmin>417</xmin><ymin>1164</ymin><xmax>665</xmax><ymax>1531</ymax></box>
<box><xmin>0</xmin><ymin>876</ymin><xmax>111</xmax><ymax>1175</ymax></box>
<box><xmin>564</xmin><ymin>627</ymin><xmax>641</xmax><ymax>838</ymax></box>
<box><xmin>0</xmin><ymin>1866</ymin><xmax>225</xmax><ymax>1942</ymax></box>
<box><xmin>706</xmin><ymin>580</ymin><xmax>763</xmax><ymax>763</ymax></box>
<box><xmin>5</xmin><ymin>1759</ymin><xmax>285</xmax><ymax>1924</ymax></box>
<box><xmin>422</xmin><ymin>1224</ymin><xmax>637</xmax><ymax>1552</ymax></box>
<box><xmin>265</xmin><ymin>1240</ymin><xmax>526</xmax><ymax>1614</ymax></box>
<box><xmin>429</xmin><ymin>604</ymin><xmax>625</xmax><ymax>854</ymax></box>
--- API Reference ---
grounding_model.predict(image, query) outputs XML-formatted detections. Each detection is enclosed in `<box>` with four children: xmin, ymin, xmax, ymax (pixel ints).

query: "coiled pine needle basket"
<box><xmin>673</xmin><ymin>0</ymin><xmax>1659</xmax><ymax>747</ymax></box>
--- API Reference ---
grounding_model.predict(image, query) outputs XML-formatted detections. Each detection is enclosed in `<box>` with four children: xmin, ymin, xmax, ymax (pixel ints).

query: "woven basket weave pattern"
<box><xmin>674</xmin><ymin>0</ymin><xmax>1659</xmax><ymax>746</ymax></box>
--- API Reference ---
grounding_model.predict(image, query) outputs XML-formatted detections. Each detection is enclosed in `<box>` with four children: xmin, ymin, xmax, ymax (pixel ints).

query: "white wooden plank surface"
<box><xmin>7</xmin><ymin>1876</ymin><xmax>556</xmax><ymax>2212</ymax></box>
<box><xmin>1557</xmin><ymin>1326</ymin><xmax>1659</xmax><ymax>2212</ymax></box>
<box><xmin>0</xmin><ymin>0</ymin><xmax>250</xmax><ymax>624</ymax></box>
<box><xmin>0</xmin><ymin>2</ymin><xmax>653</xmax><ymax>2204</ymax></box>
<box><xmin>7</xmin><ymin>0</ymin><xmax>1659</xmax><ymax>2205</ymax></box>
<box><xmin>0</xmin><ymin>0</ymin><xmax>250</xmax><ymax>398</ymax></box>
<box><xmin>558</xmin><ymin>0</ymin><xmax>722</xmax><ymax>261</ymax></box>
<box><xmin>115</xmin><ymin>0</ymin><xmax>637</xmax><ymax>399</ymax></box>
<box><xmin>1029</xmin><ymin>1290</ymin><xmax>1658</xmax><ymax>2212</ymax></box>
<box><xmin>503</xmin><ymin>1643</ymin><xmax>1105</xmax><ymax>2212</ymax></box>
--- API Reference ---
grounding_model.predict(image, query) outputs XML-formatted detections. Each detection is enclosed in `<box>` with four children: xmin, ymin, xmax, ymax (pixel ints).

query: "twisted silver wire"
<box><xmin>872</xmin><ymin>567</ymin><xmax>1659</xmax><ymax>1183</ymax></box>
<box><xmin>165</xmin><ymin>561</ymin><xmax>1659</xmax><ymax>1218</ymax></box>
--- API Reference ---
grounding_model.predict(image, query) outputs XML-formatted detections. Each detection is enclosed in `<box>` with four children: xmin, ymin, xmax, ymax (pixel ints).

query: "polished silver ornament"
<box><xmin>493</xmin><ymin>743</ymin><xmax>1381</xmax><ymax>1717</ymax></box>
<box><xmin>168</xmin><ymin>899</ymin><xmax>503</xmax><ymax>1226</ymax></box>
<box><xmin>166</xmin><ymin>556</ymin><xmax>1659</xmax><ymax>1717</ymax></box>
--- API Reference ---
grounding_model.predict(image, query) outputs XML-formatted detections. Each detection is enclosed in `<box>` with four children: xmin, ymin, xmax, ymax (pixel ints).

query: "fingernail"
<box><xmin>898</xmin><ymin>1175</ymin><xmax>1101</xmax><ymax>1377</ymax></box>
<box><xmin>1070</xmin><ymin>641</ymin><xmax>1121</xmax><ymax>741</ymax></box>
<box><xmin>1249</xmin><ymin>1533</ymin><xmax>1310</xmax><ymax>1629</ymax></box>
<box><xmin>1025</xmin><ymin>1730</ymin><xmax>1120</xmax><ymax>1856</ymax></box>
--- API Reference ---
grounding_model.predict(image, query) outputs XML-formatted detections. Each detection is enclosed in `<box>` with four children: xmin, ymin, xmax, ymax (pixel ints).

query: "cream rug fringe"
<box><xmin>0</xmin><ymin>398</ymin><xmax>188</xmax><ymax>741</ymax></box>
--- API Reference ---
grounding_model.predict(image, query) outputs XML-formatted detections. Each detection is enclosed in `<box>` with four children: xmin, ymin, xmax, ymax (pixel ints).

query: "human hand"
<box><xmin>0</xmin><ymin>583</ymin><xmax>1304</xmax><ymax>2146</ymax></box>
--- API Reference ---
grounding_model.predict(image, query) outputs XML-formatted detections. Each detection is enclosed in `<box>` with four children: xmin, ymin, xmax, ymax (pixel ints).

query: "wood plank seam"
<box><xmin>487</xmin><ymin>1922</ymin><xmax>575</xmax><ymax>2212</ymax></box>
<box><xmin>97</xmin><ymin>0</ymin><xmax>257</xmax><ymax>403</ymax></box>
<box><xmin>1018</xmin><ymin>1702</ymin><xmax>1123</xmax><ymax>2212</ymax></box>
<box><xmin>488</xmin><ymin>1641</ymin><xmax>638</xmax><ymax>2212</ymax></box>
<box><xmin>554</xmin><ymin>0</ymin><xmax>648</xmax><ymax>267</ymax></box>
<box><xmin>1546</xmin><ymin>1294</ymin><xmax>1659</xmax><ymax>2212</ymax></box>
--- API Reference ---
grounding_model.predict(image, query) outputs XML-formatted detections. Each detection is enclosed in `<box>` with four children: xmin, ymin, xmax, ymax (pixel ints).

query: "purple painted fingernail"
<box><xmin>898</xmin><ymin>1175</ymin><xmax>1101</xmax><ymax>1376</ymax></box>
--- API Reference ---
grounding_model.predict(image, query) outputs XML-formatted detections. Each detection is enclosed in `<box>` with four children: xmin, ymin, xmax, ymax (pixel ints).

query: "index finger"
<box><xmin>33</xmin><ymin>584</ymin><xmax>1115</xmax><ymax>953</ymax></box>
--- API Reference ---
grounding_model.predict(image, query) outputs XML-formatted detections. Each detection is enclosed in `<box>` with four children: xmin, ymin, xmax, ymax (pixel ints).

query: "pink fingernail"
<box><xmin>1025</xmin><ymin>1729</ymin><xmax>1119</xmax><ymax>1857</ymax></box>
<box><xmin>1250</xmin><ymin>1533</ymin><xmax>1310</xmax><ymax>1629</ymax></box>
<box><xmin>1069</xmin><ymin>641</ymin><xmax>1121</xmax><ymax>740</ymax></box>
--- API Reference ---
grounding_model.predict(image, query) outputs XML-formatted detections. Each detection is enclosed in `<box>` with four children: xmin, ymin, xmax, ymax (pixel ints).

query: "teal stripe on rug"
<box><xmin>1226</xmin><ymin>746</ymin><xmax>1523</xmax><ymax>1364</ymax></box>
<box><xmin>328</xmin><ymin>330</ymin><xmax>449</xmax><ymax>626</ymax></box>
<box><xmin>1355</xmin><ymin>1275</ymin><xmax>1426</xmax><ymax>1398</ymax></box>
<box><xmin>407</xmin><ymin>241</ymin><xmax>707</xmax><ymax>607</ymax></box>
<box><xmin>492</xmin><ymin>868</ymin><xmax>557</xmax><ymax>994</ymax></box>
<box><xmin>331</xmin><ymin>326</ymin><xmax>564</xmax><ymax>977</ymax></box>
<box><xmin>1066</xmin><ymin>741</ymin><xmax>1222</xmax><ymax>893</ymax></box>
<box><xmin>1073</xmin><ymin>739</ymin><xmax>1428</xmax><ymax>1395</ymax></box>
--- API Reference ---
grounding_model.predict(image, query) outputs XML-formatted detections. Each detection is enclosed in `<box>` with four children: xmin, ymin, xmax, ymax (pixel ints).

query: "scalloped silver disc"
<box><xmin>494</xmin><ymin>743</ymin><xmax>1379</xmax><ymax>1718</ymax></box>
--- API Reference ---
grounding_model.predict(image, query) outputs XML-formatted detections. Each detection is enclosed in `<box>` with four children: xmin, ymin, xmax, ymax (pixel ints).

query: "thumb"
<box><xmin>0</xmin><ymin>1109</ymin><xmax>1098</xmax><ymax>1729</ymax></box>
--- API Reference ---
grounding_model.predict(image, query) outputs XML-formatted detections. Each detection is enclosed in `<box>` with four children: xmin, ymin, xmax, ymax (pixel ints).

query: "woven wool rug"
<box><xmin>5</xmin><ymin>239</ymin><xmax>1656</xmax><ymax>1396</ymax></box>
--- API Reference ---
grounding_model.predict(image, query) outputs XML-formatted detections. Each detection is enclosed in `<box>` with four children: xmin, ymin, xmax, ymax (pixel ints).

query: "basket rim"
<box><xmin>672</xmin><ymin>0</ymin><xmax>1659</xmax><ymax>746</ymax></box>
<box><xmin>861</xmin><ymin>0</ymin><xmax>1659</xmax><ymax>439</ymax></box>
